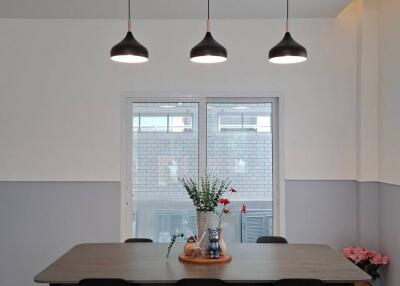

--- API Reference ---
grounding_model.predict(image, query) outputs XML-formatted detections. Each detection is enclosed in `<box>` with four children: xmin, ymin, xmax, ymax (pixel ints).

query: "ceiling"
<box><xmin>0</xmin><ymin>0</ymin><xmax>352</xmax><ymax>19</ymax></box>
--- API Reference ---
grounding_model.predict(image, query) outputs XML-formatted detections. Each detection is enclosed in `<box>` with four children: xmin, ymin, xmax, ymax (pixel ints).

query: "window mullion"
<box><xmin>198</xmin><ymin>98</ymin><xmax>207</xmax><ymax>179</ymax></box>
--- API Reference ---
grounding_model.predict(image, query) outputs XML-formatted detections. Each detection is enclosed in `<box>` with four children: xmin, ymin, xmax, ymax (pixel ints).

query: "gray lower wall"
<box><xmin>358</xmin><ymin>182</ymin><xmax>381</xmax><ymax>249</ymax></box>
<box><xmin>286</xmin><ymin>180</ymin><xmax>399</xmax><ymax>286</ymax></box>
<box><xmin>0</xmin><ymin>182</ymin><xmax>121</xmax><ymax>286</ymax></box>
<box><xmin>285</xmin><ymin>180</ymin><xmax>359</xmax><ymax>249</ymax></box>
<box><xmin>379</xmin><ymin>183</ymin><xmax>400</xmax><ymax>286</ymax></box>
<box><xmin>0</xmin><ymin>180</ymin><xmax>398</xmax><ymax>286</ymax></box>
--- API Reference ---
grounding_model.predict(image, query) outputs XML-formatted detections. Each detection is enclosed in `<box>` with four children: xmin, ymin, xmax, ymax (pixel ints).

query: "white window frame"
<box><xmin>217</xmin><ymin>112</ymin><xmax>272</xmax><ymax>133</ymax></box>
<box><xmin>120</xmin><ymin>93</ymin><xmax>283</xmax><ymax>241</ymax></box>
<box><xmin>133</xmin><ymin>113</ymin><xmax>194</xmax><ymax>133</ymax></box>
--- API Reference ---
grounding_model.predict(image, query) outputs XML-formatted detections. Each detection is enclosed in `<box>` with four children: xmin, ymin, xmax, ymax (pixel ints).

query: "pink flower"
<box><xmin>352</xmin><ymin>246</ymin><xmax>368</xmax><ymax>263</ymax></box>
<box><xmin>354</xmin><ymin>246</ymin><xmax>366</xmax><ymax>253</ymax></box>
<box><xmin>218</xmin><ymin>198</ymin><xmax>230</xmax><ymax>205</ymax></box>
<box><xmin>371</xmin><ymin>254</ymin><xmax>390</xmax><ymax>265</ymax></box>
<box><xmin>342</xmin><ymin>246</ymin><xmax>354</xmax><ymax>258</ymax></box>
<box><xmin>241</xmin><ymin>204</ymin><xmax>247</xmax><ymax>215</ymax></box>
<box><xmin>229</xmin><ymin>187</ymin><xmax>237</xmax><ymax>193</ymax></box>
<box><xmin>223</xmin><ymin>208</ymin><xmax>230</xmax><ymax>214</ymax></box>
<box><xmin>365</xmin><ymin>250</ymin><xmax>378</xmax><ymax>258</ymax></box>
<box><xmin>382</xmin><ymin>256</ymin><xmax>390</xmax><ymax>265</ymax></box>
<box><xmin>342</xmin><ymin>246</ymin><xmax>368</xmax><ymax>263</ymax></box>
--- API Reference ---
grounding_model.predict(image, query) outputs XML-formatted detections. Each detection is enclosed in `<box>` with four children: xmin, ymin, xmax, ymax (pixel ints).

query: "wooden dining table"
<box><xmin>34</xmin><ymin>243</ymin><xmax>370</xmax><ymax>286</ymax></box>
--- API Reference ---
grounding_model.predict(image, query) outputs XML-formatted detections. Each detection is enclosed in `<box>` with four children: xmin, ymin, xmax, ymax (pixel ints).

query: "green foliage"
<box><xmin>179</xmin><ymin>174</ymin><xmax>231</xmax><ymax>212</ymax></box>
<box><xmin>166</xmin><ymin>233</ymin><xmax>184</xmax><ymax>258</ymax></box>
<box><xmin>357</xmin><ymin>261</ymin><xmax>381</xmax><ymax>280</ymax></box>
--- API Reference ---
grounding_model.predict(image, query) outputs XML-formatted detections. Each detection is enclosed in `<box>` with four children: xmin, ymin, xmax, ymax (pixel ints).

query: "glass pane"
<box><xmin>132</xmin><ymin>103</ymin><xmax>198</xmax><ymax>242</ymax></box>
<box><xmin>140</xmin><ymin>115</ymin><xmax>168</xmax><ymax>132</ymax></box>
<box><xmin>207</xmin><ymin>102</ymin><xmax>273</xmax><ymax>243</ymax></box>
<box><xmin>218</xmin><ymin>115</ymin><xmax>242</xmax><ymax>132</ymax></box>
<box><xmin>169</xmin><ymin>115</ymin><xmax>193</xmax><ymax>133</ymax></box>
<box><xmin>243</xmin><ymin>115</ymin><xmax>271</xmax><ymax>132</ymax></box>
<box><xmin>133</xmin><ymin>116</ymin><xmax>139</xmax><ymax>132</ymax></box>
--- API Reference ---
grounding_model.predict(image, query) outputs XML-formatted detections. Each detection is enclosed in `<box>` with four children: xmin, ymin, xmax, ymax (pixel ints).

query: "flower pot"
<box><xmin>197</xmin><ymin>210</ymin><xmax>213</xmax><ymax>251</ymax></box>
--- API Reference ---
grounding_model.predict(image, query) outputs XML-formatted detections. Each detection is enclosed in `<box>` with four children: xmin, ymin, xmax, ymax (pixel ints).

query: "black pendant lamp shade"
<box><xmin>110</xmin><ymin>31</ymin><xmax>148</xmax><ymax>63</ymax></box>
<box><xmin>268</xmin><ymin>0</ymin><xmax>307</xmax><ymax>64</ymax></box>
<box><xmin>190</xmin><ymin>32</ymin><xmax>227</xmax><ymax>63</ymax></box>
<box><xmin>110</xmin><ymin>0</ymin><xmax>148</xmax><ymax>63</ymax></box>
<box><xmin>268</xmin><ymin>32</ymin><xmax>307</xmax><ymax>64</ymax></box>
<box><xmin>190</xmin><ymin>0</ymin><xmax>227</xmax><ymax>63</ymax></box>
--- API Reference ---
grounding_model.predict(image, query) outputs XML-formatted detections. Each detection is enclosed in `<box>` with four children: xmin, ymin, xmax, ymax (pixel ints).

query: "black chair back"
<box><xmin>274</xmin><ymin>279</ymin><xmax>325</xmax><ymax>286</ymax></box>
<box><xmin>79</xmin><ymin>278</ymin><xmax>129</xmax><ymax>286</ymax></box>
<box><xmin>256</xmin><ymin>236</ymin><xmax>288</xmax><ymax>244</ymax></box>
<box><xmin>176</xmin><ymin>278</ymin><xmax>226</xmax><ymax>286</ymax></box>
<box><xmin>124</xmin><ymin>238</ymin><xmax>153</xmax><ymax>243</ymax></box>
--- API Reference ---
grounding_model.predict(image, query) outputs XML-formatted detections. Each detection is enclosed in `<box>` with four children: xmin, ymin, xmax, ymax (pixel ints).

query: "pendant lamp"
<box><xmin>269</xmin><ymin>0</ymin><xmax>307</xmax><ymax>64</ymax></box>
<box><xmin>190</xmin><ymin>0</ymin><xmax>227</xmax><ymax>63</ymax></box>
<box><xmin>110</xmin><ymin>0</ymin><xmax>148</xmax><ymax>63</ymax></box>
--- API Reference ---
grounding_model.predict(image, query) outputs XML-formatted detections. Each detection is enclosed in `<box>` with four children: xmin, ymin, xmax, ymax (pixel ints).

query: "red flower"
<box><xmin>218</xmin><ymin>198</ymin><xmax>231</xmax><ymax>205</ymax></box>
<box><xmin>223</xmin><ymin>208</ymin><xmax>230</xmax><ymax>214</ymax></box>
<box><xmin>241</xmin><ymin>204</ymin><xmax>247</xmax><ymax>215</ymax></box>
<box><xmin>229</xmin><ymin>187</ymin><xmax>237</xmax><ymax>193</ymax></box>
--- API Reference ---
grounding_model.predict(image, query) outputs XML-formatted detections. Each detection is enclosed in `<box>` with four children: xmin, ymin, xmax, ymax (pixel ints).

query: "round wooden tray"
<box><xmin>179</xmin><ymin>254</ymin><xmax>232</xmax><ymax>264</ymax></box>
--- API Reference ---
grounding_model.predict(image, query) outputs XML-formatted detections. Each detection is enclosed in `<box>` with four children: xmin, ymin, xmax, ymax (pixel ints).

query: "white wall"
<box><xmin>0</xmin><ymin>16</ymin><xmax>360</xmax><ymax>182</ymax></box>
<box><xmin>378</xmin><ymin>0</ymin><xmax>400</xmax><ymax>186</ymax></box>
<box><xmin>355</xmin><ymin>0</ymin><xmax>380</xmax><ymax>182</ymax></box>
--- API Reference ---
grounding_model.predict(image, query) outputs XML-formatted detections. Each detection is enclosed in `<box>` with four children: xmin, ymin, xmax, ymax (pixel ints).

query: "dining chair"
<box><xmin>274</xmin><ymin>279</ymin><xmax>325</xmax><ymax>286</ymax></box>
<box><xmin>176</xmin><ymin>278</ymin><xmax>226</xmax><ymax>286</ymax></box>
<box><xmin>256</xmin><ymin>236</ymin><xmax>288</xmax><ymax>244</ymax></box>
<box><xmin>124</xmin><ymin>238</ymin><xmax>153</xmax><ymax>243</ymax></box>
<box><xmin>79</xmin><ymin>278</ymin><xmax>129</xmax><ymax>286</ymax></box>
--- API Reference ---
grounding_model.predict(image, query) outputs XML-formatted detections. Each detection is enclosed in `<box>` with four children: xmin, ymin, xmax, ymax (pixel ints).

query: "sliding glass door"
<box><xmin>129</xmin><ymin>98</ymin><xmax>277</xmax><ymax>242</ymax></box>
<box><xmin>206</xmin><ymin>102</ymin><xmax>273</xmax><ymax>243</ymax></box>
<box><xmin>131</xmin><ymin>102</ymin><xmax>199</xmax><ymax>242</ymax></box>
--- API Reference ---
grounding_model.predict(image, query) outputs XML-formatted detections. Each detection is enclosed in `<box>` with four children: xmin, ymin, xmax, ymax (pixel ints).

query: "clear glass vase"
<box><xmin>196</xmin><ymin>210</ymin><xmax>213</xmax><ymax>251</ymax></box>
<box><xmin>218</xmin><ymin>228</ymin><xmax>228</xmax><ymax>256</ymax></box>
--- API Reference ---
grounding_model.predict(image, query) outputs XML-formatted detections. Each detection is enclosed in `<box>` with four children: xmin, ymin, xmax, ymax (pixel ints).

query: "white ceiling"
<box><xmin>0</xmin><ymin>0</ymin><xmax>351</xmax><ymax>19</ymax></box>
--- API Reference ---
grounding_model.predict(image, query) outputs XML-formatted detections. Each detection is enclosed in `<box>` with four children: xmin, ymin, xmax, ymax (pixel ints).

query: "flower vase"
<box><xmin>218</xmin><ymin>228</ymin><xmax>227</xmax><ymax>256</ymax></box>
<box><xmin>196</xmin><ymin>210</ymin><xmax>213</xmax><ymax>252</ymax></box>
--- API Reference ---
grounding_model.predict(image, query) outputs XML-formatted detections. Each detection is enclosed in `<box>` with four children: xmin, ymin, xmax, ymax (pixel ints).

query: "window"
<box><xmin>133</xmin><ymin>114</ymin><xmax>193</xmax><ymax>133</ymax></box>
<box><xmin>126</xmin><ymin>99</ymin><xmax>278</xmax><ymax>243</ymax></box>
<box><xmin>218</xmin><ymin>113</ymin><xmax>271</xmax><ymax>133</ymax></box>
<box><xmin>169</xmin><ymin>115</ymin><xmax>193</xmax><ymax>133</ymax></box>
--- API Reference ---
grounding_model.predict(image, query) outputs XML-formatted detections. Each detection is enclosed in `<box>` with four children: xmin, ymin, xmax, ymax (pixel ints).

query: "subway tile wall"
<box><xmin>206</xmin><ymin>103</ymin><xmax>273</xmax><ymax>201</ymax></box>
<box><xmin>132</xmin><ymin>103</ymin><xmax>199</xmax><ymax>201</ymax></box>
<box><xmin>132</xmin><ymin>102</ymin><xmax>272</xmax><ymax>202</ymax></box>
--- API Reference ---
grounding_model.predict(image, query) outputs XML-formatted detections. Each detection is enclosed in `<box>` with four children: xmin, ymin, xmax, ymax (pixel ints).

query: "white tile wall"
<box><xmin>132</xmin><ymin>103</ymin><xmax>199</xmax><ymax>201</ymax></box>
<box><xmin>207</xmin><ymin>103</ymin><xmax>273</xmax><ymax>201</ymax></box>
<box><xmin>133</xmin><ymin>110</ymin><xmax>272</xmax><ymax>201</ymax></box>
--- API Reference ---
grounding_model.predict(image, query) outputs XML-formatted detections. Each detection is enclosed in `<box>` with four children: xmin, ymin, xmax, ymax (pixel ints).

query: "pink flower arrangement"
<box><xmin>218</xmin><ymin>198</ymin><xmax>231</xmax><ymax>205</ymax></box>
<box><xmin>342</xmin><ymin>246</ymin><xmax>389</xmax><ymax>280</ymax></box>
<box><xmin>215</xmin><ymin>187</ymin><xmax>244</xmax><ymax>229</ymax></box>
<box><xmin>241</xmin><ymin>204</ymin><xmax>247</xmax><ymax>215</ymax></box>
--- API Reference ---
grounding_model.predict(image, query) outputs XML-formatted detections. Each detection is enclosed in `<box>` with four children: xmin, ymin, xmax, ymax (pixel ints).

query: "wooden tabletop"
<box><xmin>34</xmin><ymin>243</ymin><xmax>370</xmax><ymax>284</ymax></box>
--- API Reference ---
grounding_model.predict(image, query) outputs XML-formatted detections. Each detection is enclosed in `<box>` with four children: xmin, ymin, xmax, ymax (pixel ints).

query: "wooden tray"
<box><xmin>179</xmin><ymin>254</ymin><xmax>232</xmax><ymax>264</ymax></box>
